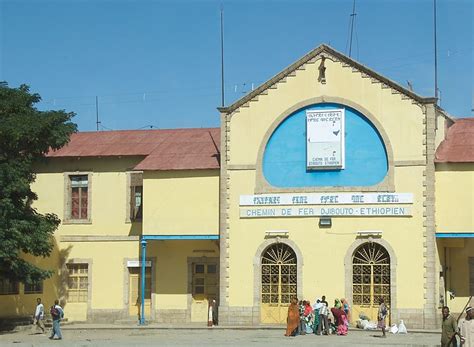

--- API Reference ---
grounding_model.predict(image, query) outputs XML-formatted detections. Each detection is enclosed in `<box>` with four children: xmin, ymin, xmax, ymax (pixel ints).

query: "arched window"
<box><xmin>352</xmin><ymin>242</ymin><xmax>390</xmax><ymax>309</ymax></box>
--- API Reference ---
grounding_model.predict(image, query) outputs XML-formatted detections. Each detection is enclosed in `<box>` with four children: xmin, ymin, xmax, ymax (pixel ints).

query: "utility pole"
<box><xmin>96</xmin><ymin>96</ymin><xmax>100</xmax><ymax>131</ymax></box>
<box><xmin>349</xmin><ymin>0</ymin><xmax>357</xmax><ymax>58</ymax></box>
<box><xmin>220</xmin><ymin>4</ymin><xmax>225</xmax><ymax>107</ymax></box>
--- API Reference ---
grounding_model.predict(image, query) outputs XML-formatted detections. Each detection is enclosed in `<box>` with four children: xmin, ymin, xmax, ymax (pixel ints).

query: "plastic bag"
<box><xmin>398</xmin><ymin>320</ymin><xmax>408</xmax><ymax>334</ymax></box>
<box><xmin>390</xmin><ymin>324</ymin><xmax>399</xmax><ymax>334</ymax></box>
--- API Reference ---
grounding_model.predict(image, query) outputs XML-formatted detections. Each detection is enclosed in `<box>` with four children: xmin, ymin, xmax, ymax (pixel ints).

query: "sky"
<box><xmin>0</xmin><ymin>0</ymin><xmax>472</xmax><ymax>132</ymax></box>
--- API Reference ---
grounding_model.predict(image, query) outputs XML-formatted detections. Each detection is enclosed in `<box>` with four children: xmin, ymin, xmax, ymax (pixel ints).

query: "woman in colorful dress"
<box><xmin>331</xmin><ymin>305</ymin><xmax>348</xmax><ymax>336</ymax></box>
<box><xmin>303</xmin><ymin>300</ymin><xmax>314</xmax><ymax>333</ymax></box>
<box><xmin>341</xmin><ymin>298</ymin><xmax>350</xmax><ymax>325</ymax></box>
<box><xmin>285</xmin><ymin>297</ymin><xmax>299</xmax><ymax>337</ymax></box>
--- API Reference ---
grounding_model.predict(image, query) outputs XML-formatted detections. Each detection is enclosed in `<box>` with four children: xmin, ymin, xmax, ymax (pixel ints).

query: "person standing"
<box><xmin>49</xmin><ymin>299</ymin><xmax>64</xmax><ymax>340</ymax></box>
<box><xmin>441</xmin><ymin>306</ymin><xmax>458</xmax><ymax>347</ymax></box>
<box><xmin>31</xmin><ymin>298</ymin><xmax>45</xmax><ymax>334</ymax></box>
<box><xmin>459</xmin><ymin>306</ymin><xmax>473</xmax><ymax>347</ymax></box>
<box><xmin>377</xmin><ymin>297</ymin><xmax>388</xmax><ymax>338</ymax></box>
<box><xmin>285</xmin><ymin>297</ymin><xmax>299</xmax><ymax>337</ymax></box>
<box><xmin>317</xmin><ymin>298</ymin><xmax>330</xmax><ymax>335</ymax></box>
<box><xmin>297</xmin><ymin>300</ymin><xmax>306</xmax><ymax>335</ymax></box>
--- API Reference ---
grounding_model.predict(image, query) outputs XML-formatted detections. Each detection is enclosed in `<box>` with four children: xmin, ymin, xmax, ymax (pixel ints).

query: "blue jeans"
<box><xmin>51</xmin><ymin>320</ymin><xmax>62</xmax><ymax>339</ymax></box>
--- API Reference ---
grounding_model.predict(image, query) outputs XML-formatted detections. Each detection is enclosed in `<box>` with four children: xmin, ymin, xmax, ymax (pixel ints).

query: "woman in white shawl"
<box><xmin>312</xmin><ymin>298</ymin><xmax>323</xmax><ymax>334</ymax></box>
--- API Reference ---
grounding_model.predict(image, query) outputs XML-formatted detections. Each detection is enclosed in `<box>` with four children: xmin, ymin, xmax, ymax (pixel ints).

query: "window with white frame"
<box><xmin>129</xmin><ymin>173</ymin><xmax>143</xmax><ymax>221</ymax></box>
<box><xmin>67</xmin><ymin>263</ymin><xmax>88</xmax><ymax>302</ymax></box>
<box><xmin>70</xmin><ymin>175</ymin><xmax>89</xmax><ymax>220</ymax></box>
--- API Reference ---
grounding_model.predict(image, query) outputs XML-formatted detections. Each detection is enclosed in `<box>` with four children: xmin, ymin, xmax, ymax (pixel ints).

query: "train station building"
<box><xmin>1</xmin><ymin>45</ymin><xmax>472</xmax><ymax>329</ymax></box>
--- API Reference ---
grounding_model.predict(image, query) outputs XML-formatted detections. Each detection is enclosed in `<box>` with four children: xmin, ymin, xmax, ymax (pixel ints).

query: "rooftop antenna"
<box><xmin>95</xmin><ymin>96</ymin><xmax>101</xmax><ymax>131</ymax></box>
<box><xmin>434</xmin><ymin>0</ymin><xmax>439</xmax><ymax>103</ymax></box>
<box><xmin>220</xmin><ymin>4</ymin><xmax>225</xmax><ymax>107</ymax></box>
<box><xmin>348</xmin><ymin>0</ymin><xmax>357</xmax><ymax>58</ymax></box>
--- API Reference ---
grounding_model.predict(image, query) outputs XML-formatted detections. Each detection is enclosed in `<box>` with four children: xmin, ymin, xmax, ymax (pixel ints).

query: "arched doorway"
<box><xmin>260</xmin><ymin>243</ymin><xmax>297</xmax><ymax>324</ymax></box>
<box><xmin>352</xmin><ymin>242</ymin><xmax>391</xmax><ymax>323</ymax></box>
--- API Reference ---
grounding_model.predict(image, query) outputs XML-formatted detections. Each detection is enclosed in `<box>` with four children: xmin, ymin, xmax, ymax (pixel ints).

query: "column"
<box><xmin>140</xmin><ymin>238</ymin><xmax>147</xmax><ymax>325</ymax></box>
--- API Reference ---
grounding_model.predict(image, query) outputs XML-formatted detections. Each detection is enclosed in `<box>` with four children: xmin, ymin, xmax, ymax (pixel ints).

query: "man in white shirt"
<box><xmin>31</xmin><ymin>298</ymin><xmax>45</xmax><ymax>334</ymax></box>
<box><xmin>317</xmin><ymin>296</ymin><xmax>330</xmax><ymax>335</ymax></box>
<box><xmin>459</xmin><ymin>306</ymin><xmax>474</xmax><ymax>347</ymax></box>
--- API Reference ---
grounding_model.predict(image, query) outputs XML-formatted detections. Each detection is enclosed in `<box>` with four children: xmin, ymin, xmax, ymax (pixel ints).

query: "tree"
<box><xmin>0</xmin><ymin>82</ymin><xmax>77</xmax><ymax>284</ymax></box>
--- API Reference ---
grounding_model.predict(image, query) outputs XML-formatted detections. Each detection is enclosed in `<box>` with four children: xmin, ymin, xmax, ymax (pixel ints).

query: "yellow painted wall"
<box><xmin>32</xmin><ymin>157</ymin><xmax>144</xmax><ymax>236</ymax></box>
<box><xmin>228</xmin><ymin>58</ymin><xmax>425</xmax><ymax>166</ymax></box>
<box><xmin>224</xmin><ymin>54</ymin><xmax>430</xmax><ymax>312</ymax></box>
<box><xmin>436</xmin><ymin>164</ymin><xmax>474</xmax><ymax>232</ymax></box>
<box><xmin>226</xmin><ymin>166</ymin><xmax>426</xmax><ymax>309</ymax></box>
<box><xmin>438</xmin><ymin>239</ymin><xmax>474</xmax><ymax>313</ymax></box>
<box><xmin>1</xmin><ymin>157</ymin><xmax>144</xmax><ymax>320</ymax></box>
<box><xmin>143</xmin><ymin>170</ymin><xmax>219</xmax><ymax>235</ymax></box>
<box><xmin>149</xmin><ymin>240</ymin><xmax>219</xmax><ymax>310</ymax></box>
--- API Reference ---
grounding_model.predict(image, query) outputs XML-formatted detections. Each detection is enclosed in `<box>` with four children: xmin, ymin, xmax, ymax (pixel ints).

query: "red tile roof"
<box><xmin>435</xmin><ymin>118</ymin><xmax>474</xmax><ymax>163</ymax></box>
<box><xmin>47</xmin><ymin>128</ymin><xmax>220</xmax><ymax>170</ymax></box>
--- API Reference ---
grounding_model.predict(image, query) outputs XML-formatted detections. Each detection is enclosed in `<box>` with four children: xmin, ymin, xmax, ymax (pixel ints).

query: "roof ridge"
<box><xmin>218</xmin><ymin>44</ymin><xmax>436</xmax><ymax>114</ymax></box>
<box><xmin>75</xmin><ymin>127</ymin><xmax>219</xmax><ymax>134</ymax></box>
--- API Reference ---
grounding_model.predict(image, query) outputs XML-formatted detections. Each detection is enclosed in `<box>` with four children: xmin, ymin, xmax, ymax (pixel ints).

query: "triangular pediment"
<box><xmin>218</xmin><ymin>44</ymin><xmax>436</xmax><ymax>114</ymax></box>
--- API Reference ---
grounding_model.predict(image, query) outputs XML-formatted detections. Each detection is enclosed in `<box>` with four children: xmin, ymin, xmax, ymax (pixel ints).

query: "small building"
<box><xmin>1</xmin><ymin>45</ymin><xmax>472</xmax><ymax>329</ymax></box>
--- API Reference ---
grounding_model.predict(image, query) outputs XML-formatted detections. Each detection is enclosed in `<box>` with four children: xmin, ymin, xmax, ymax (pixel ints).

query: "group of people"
<box><xmin>285</xmin><ymin>296</ymin><xmax>389</xmax><ymax>338</ymax></box>
<box><xmin>284</xmin><ymin>295</ymin><xmax>352</xmax><ymax>337</ymax></box>
<box><xmin>441</xmin><ymin>305</ymin><xmax>473</xmax><ymax>347</ymax></box>
<box><xmin>31</xmin><ymin>297</ymin><xmax>65</xmax><ymax>340</ymax></box>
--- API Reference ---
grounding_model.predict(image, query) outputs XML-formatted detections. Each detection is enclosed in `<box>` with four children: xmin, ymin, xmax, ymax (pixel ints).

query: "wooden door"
<box><xmin>129</xmin><ymin>267</ymin><xmax>151</xmax><ymax>319</ymax></box>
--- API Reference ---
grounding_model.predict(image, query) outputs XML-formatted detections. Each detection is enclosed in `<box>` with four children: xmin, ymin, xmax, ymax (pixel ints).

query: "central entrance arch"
<box><xmin>260</xmin><ymin>243</ymin><xmax>297</xmax><ymax>324</ymax></box>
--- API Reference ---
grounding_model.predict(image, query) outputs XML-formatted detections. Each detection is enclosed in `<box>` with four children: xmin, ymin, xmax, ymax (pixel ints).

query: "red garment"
<box><xmin>304</xmin><ymin>303</ymin><xmax>313</xmax><ymax>316</ymax></box>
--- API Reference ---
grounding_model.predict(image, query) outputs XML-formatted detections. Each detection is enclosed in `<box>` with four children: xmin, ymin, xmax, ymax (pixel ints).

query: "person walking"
<box><xmin>459</xmin><ymin>306</ymin><xmax>473</xmax><ymax>347</ymax></box>
<box><xmin>377</xmin><ymin>297</ymin><xmax>388</xmax><ymax>338</ymax></box>
<box><xmin>49</xmin><ymin>300</ymin><xmax>64</xmax><ymax>340</ymax></box>
<box><xmin>31</xmin><ymin>298</ymin><xmax>45</xmax><ymax>334</ymax></box>
<box><xmin>441</xmin><ymin>306</ymin><xmax>458</xmax><ymax>347</ymax></box>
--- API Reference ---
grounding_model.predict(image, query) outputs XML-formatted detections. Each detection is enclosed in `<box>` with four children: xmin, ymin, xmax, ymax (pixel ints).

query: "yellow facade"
<box><xmin>143</xmin><ymin>170</ymin><xmax>219</xmax><ymax>236</ymax></box>
<box><xmin>1</xmin><ymin>45</ymin><xmax>472</xmax><ymax>330</ymax></box>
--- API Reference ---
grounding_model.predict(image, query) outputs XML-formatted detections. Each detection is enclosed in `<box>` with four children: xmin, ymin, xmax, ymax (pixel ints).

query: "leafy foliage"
<box><xmin>0</xmin><ymin>82</ymin><xmax>77</xmax><ymax>283</ymax></box>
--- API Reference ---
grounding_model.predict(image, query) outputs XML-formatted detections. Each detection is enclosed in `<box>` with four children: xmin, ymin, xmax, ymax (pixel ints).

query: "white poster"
<box><xmin>306</xmin><ymin>109</ymin><xmax>345</xmax><ymax>169</ymax></box>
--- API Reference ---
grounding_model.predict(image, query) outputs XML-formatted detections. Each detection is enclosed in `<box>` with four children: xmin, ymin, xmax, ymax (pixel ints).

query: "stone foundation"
<box><xmin>88</xmin><ymin>309</ymin><xmax>128</xmax><ymax>323</ymax></box>
<box><xmin>218</xmin><ymin>306</ymin><xmax>260</xmax><ymax>326</ymax></box>
<box><xmin>391</xmin><ymin>308</ymin><xmax>425</xmax><ymax>330</ymax></box>
<box><xmin>155</xmin><ymin>309</ymin><xmax>188</xmax><ymax>324</ymax></box>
